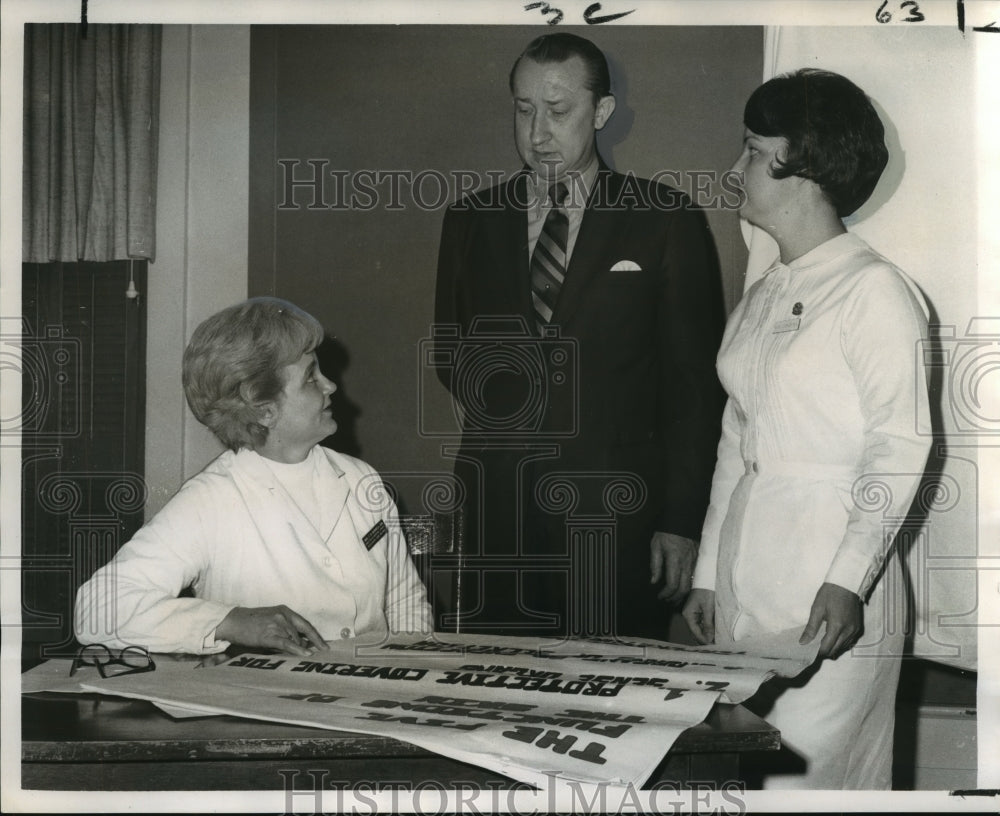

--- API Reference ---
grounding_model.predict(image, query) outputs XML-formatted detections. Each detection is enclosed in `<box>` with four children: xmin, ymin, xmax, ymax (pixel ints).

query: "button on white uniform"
<box><xmin>340</xmin><ymin>627</ymin><xmax>352</xmax><ymax>639</ymax></box>
<box><xmin>324</xmin><ymin>556</ymin><xmax>333</xmax><ymax>567</ymax></box>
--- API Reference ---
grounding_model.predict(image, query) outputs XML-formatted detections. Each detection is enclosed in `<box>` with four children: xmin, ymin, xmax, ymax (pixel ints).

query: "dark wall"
<box><xmin>249</xmin><ymin>25</ymin><xmax>762</xmax><ymax>514</ymax></box>
<box><xmin>22</xmin><ymin>261</ymin><xmax>147</xmax><ymax>664</ymax></box>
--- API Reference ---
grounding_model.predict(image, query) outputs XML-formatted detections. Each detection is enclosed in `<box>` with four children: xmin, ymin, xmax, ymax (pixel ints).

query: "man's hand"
<box><xmin>799</xmin><ymin>582</ymin><xmax>863</xmax><ymax>659</ymax></box>
<box><xmin>649</xmin><ymin>532</ymin><xmax>697</xmax><ymax>603</ymax></box>
<box><xmin>216</xmin><ymin>605</ymin><xmax>328</xmax><ymax>656</ymax></box>
<box><xmin>681</xmin><ymin>588</ymin><xmax>716</xmax><ymax>644</ymax></box>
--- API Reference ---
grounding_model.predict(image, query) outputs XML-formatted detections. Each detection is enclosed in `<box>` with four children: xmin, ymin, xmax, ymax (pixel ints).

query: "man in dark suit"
<box><xmin>433</xmin><ymin>33</ymin><xmax>725</xmax><ymax>640</ymax></box>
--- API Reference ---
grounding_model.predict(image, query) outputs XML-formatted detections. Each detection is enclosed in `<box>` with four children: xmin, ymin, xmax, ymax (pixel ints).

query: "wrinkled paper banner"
<box><xmin>71</xmin><ymin>630</ymin><xmax>819</xmax><ymax>787</ymax></box>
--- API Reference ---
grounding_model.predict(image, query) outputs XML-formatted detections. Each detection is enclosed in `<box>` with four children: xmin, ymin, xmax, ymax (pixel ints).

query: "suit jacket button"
<box><xmin>340</xmin><ymin>627</ymin><xmax>352</xmax><ymax>639</ymax></box>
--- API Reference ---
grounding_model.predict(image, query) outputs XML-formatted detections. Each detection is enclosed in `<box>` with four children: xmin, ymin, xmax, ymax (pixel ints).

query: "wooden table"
<box><xmin>21</xmin><ymin>693</ymin><xmax>778</xmax><ymax>791</ymax></box>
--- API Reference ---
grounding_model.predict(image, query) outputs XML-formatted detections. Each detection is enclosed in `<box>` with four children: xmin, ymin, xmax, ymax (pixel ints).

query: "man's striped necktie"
<box><xmin>530</xmin><ymin>182</ymin><xmax>569</xmax><ymax>333</ymax></box>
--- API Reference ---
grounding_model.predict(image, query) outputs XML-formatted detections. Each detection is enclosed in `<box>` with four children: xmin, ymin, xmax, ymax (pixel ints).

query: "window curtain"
<box><xmin>23</xmin><ymin>23</ymin><xmax>161</xmax><ymax>263</ymax></box>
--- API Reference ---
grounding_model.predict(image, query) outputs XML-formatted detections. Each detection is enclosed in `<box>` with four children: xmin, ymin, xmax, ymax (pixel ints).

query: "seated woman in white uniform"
<box><xmin>75</xmin><ymin>297</ymin><xmax>432</xmax><ymax>656</ymax></box>
<box><xmin>682</xmin><ymin>70</ymin><xmax>931</xmax><ymax>788</ymax></box>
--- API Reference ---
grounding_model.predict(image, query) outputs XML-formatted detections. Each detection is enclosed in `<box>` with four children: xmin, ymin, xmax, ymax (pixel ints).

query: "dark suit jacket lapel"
<box><xmin>482</xmin><ymin>211</ymin><xmax>528</xmax><ymax>320</ymax></box>
<box><xmin>498</xmin><ymin>171</ymin><xmax>534</xmax><ymax>325</ymax></box>
<box><xmin>551</xmin><ymin>167</ymin><xmax>623</xmax><ymax>328</ymax></box>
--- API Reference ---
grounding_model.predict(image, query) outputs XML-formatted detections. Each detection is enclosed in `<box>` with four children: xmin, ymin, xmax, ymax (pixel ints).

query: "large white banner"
<box><xmin>80</xmin><ymin>631</ymin><xmax>819</xmax><ymax>787</ymax></box>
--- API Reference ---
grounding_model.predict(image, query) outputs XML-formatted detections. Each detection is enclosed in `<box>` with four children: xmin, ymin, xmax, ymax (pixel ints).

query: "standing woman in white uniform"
<box><xmin>75</xmin><ymin>297</ymin><xmax>432</xmax><ymax>656</ymax></box>
<box><xmin>682</xmin><ymin>69</ymin><xmax>931</xmax><ymax>789</ymax></box>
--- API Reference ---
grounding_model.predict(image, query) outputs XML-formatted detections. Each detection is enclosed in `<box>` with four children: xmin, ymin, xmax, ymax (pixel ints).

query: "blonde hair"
<box><xmin>182</xmin><ymin>298</ymin><xmax>325</xmax><ymax>450</ymax></box>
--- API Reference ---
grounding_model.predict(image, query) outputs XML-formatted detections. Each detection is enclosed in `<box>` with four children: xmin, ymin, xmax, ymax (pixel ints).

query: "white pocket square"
<box><xmin>610</xmin><ymin>259</ymin><xmax>642</xmax><ymax>272</ymax></box>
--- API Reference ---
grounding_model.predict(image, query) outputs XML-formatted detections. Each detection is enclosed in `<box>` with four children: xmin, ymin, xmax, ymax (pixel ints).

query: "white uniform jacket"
<box><xmin>74</xmin><ymin>446</ymin><xmax>432</xmax><ymax>654</ymax></box>
<box><xmin>693</xmin><ymin>233</ymin><xmax>932</xmax><ymax>641</ymax></box>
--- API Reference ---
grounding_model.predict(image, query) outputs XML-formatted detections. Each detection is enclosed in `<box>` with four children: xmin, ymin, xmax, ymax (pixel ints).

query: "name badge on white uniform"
<box><xmin>362</xmin><ymin>519</ymin><xmax>387</xmax><ymax>550</ymax></box>
<box><xmin>772</xmin><ymin>318</ymin><xmax>801</xmax><ymax>333</ymax></box>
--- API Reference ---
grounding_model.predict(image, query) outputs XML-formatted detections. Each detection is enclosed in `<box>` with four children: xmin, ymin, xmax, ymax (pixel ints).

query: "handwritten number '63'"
<box><xmin>877</xmin><ymin>0</ymin><xmax>926</xmax><ymax>23</ymax></box>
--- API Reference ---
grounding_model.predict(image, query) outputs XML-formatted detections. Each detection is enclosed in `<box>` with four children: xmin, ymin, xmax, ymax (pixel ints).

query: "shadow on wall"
<box><xmin>597</xmin><ymin>49</ymin><xmax>635</xmax><ymax>172</ymax></box>
<box><xmin>844</xmin><ymin>95</ymin><xmax>904</xmax><ymax>228</ymax></box>
<box><xmin>316</xmin><ymin>334</ymin><xmax>362</xmax><ymax>459</ymax></box>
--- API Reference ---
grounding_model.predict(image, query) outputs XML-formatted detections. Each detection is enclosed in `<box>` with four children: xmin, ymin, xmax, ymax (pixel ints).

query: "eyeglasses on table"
<box><xmin>69</xmin><ymin>644</ymin><xmax>156</xmax><ymax>678</ymax></box>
